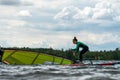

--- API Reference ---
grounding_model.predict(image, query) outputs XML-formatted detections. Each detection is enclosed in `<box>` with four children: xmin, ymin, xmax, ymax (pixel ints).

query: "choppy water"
<box><xmin>0</xmin><ymin>61</ymin><xmax>120</xmax><ymax>80</ymax></box>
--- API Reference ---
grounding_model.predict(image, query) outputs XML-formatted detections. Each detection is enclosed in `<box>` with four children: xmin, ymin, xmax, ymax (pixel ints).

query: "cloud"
<box><xmin>54</xmin><ymin>6</ymin><xmax>80</xmax><ymax>20</ymax></box>
<box><xmin>114</xmin><ymin>16</ymin><xmax>120</xmax><ymax>22</ymax></box>
<box><xmin>0</xmin><ymin>0</ymin><xmax>32</xmax><ymax>6</ymax></box>
<box><xmin>78</xmin><ymin>31</ymin><xmax>120</xmax><ymax>45</ymax></box>
<box><xmin>0</xmin><ymin>27</ymin><xmax>74</xmax><ymax>49</ymax></box>
<box><xmin>0</xmin><ymin>0</ymin><xmax>119</xmax><ymax>50</ymax></box>
<box><xmin>91</xmin><ymin>1</ymin><xmax>113</xmax><ymax>20</ymax></box>
<box><xmin>33</xmin><ymin>0</ymin><xmax>73</xmax><ymax>9</ymax></box>
<box><xmin>73</xmin><ymin>7</ymin><xmax>93</xmax><ymax>20</ymax></box>
<box><xmin>17</xmin><ymin>10</ymin><xmax>32</xmax><ymax>17</ymax></box>
<box><xmin>0</xmin><ymin>6</ymin><xmax>17</xmax><ymax>17</ymax></box>
<box><xmin>0</xmin><ymin>0</ymin><xmax>20</xmax><ymax>5</ymax></box>
<box><xmin>54</xmin><ymin>0</ymin><xmax>120</xmax><ymax>24</ymax></box>
<box><xmin>0</xmin><ymin>19</ymin><xmax>28</xmax><ymax>28</ymax></box>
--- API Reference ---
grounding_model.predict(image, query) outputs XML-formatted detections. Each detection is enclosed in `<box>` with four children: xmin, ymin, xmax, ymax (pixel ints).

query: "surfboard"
<box><xmin>69</xmin><ymin>62</ymin><xmax>120</xmax><ymax>66</ymax></box>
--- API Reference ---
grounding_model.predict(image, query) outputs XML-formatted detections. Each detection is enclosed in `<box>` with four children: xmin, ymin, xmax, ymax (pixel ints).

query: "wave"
<box><xmin>0</xmin><ymin>64</ymin><xmax>120</xmax><ymax>80</ymax></box>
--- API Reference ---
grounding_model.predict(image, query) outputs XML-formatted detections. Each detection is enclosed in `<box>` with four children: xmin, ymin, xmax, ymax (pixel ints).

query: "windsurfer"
<box><xmin>0</xmin><ymin>46</ymin><xmax>4</xmax><ymax>62</ymax></box>
<box><xmin>71</xmin><ymin>37</ymin><xmax>89</xmax><ymax>63</ymax></box>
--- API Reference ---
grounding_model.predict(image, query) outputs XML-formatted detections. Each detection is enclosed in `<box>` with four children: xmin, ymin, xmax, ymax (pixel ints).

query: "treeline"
<box><xmin>84</xmin><ymin>48</ymin><xmax>120</xmax><ymax>60</ymax></box>
<box><xmin>3</xmin><ymin>47</ymin><xmax>120</xmax><ymax>60</ymax></box>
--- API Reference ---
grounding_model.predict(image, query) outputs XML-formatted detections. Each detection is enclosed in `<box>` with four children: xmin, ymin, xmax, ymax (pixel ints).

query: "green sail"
<box><xmin>2</xmin><ymin>50</ymin><xmax>73</xmax><ymax>65</ymax></box>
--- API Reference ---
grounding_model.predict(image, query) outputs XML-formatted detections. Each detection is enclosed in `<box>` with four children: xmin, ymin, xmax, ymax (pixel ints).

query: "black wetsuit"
<box><xmin>0</xmin><ymin>48</ymin><xmax>4</xmax><ymax>62</ymax></box>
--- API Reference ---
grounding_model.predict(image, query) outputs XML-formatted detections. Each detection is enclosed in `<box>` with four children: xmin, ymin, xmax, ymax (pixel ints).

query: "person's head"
<box><xmin>73</xmin><ymin>37</ymin><xmax>78</xmax><ymax>44</ymax></box>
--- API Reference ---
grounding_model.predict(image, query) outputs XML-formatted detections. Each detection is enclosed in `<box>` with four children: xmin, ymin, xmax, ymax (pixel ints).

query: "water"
<box><xmin>0</xmin><ymin>61</ymin><xmax>120</xmax><ymax>80</ymax></box>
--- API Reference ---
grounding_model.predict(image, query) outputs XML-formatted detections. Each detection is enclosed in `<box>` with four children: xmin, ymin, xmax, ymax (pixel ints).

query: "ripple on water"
<box><xmin>0</xmin><ymin>64</ymin><xmax>120</xmax><ymax>80</ymax></box>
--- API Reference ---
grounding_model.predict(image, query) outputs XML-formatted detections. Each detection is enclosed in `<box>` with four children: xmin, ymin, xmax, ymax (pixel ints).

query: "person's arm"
<box><xmin>72</xmin><ymin>43</ymin><xmax>79</xmax><ymax>53</ymax></box>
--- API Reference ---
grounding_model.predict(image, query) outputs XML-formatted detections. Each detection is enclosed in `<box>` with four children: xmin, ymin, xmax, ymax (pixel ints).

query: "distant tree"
<box><xmin>115</xmin><ymin>48</ymin><xmax>119</xmax><ymax>51</ymax></box>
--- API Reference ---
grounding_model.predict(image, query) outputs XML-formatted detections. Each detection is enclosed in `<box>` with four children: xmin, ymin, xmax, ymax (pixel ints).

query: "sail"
<box><xmin>2</xmin><ymin>50</ymin><xmax>73</xmax><ymax>65</ymax></box>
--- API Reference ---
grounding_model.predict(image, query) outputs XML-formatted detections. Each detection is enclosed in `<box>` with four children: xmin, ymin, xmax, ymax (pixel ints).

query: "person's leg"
<box><xmin>79</xmin><ymin>47</ymin><xmax>89</xmax><ymax>62</ymax></box>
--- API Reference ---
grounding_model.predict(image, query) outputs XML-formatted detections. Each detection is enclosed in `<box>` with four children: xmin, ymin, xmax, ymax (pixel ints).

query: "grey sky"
<box><xmin>0</xmin><ymin>0</ymin><xmax>120</xmax><ymax>51</ymax></box>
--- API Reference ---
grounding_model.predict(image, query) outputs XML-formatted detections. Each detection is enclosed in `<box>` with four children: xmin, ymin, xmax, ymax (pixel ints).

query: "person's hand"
<box><xmin>73</xmin><ymin>52</ymin><xmax>76</xmax><ymax>56</ymax></box>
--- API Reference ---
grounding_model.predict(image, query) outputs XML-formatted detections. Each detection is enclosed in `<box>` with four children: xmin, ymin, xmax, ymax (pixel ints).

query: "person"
<box><xmin>0</xmin><ymin>46</ymin><xmax>4</xmax><ymax>62</ymax></box>
<box><xmin>72</xmin><ymin>37</ymin><xmax>89</xmax><ymax>63</ymax></box>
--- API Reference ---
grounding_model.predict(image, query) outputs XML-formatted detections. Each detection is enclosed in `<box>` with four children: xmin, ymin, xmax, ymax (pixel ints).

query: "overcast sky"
<box><xmin>0</xmin><ymin>0</ymin><xmax>120</xmax><ymax>51</ymax></box>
